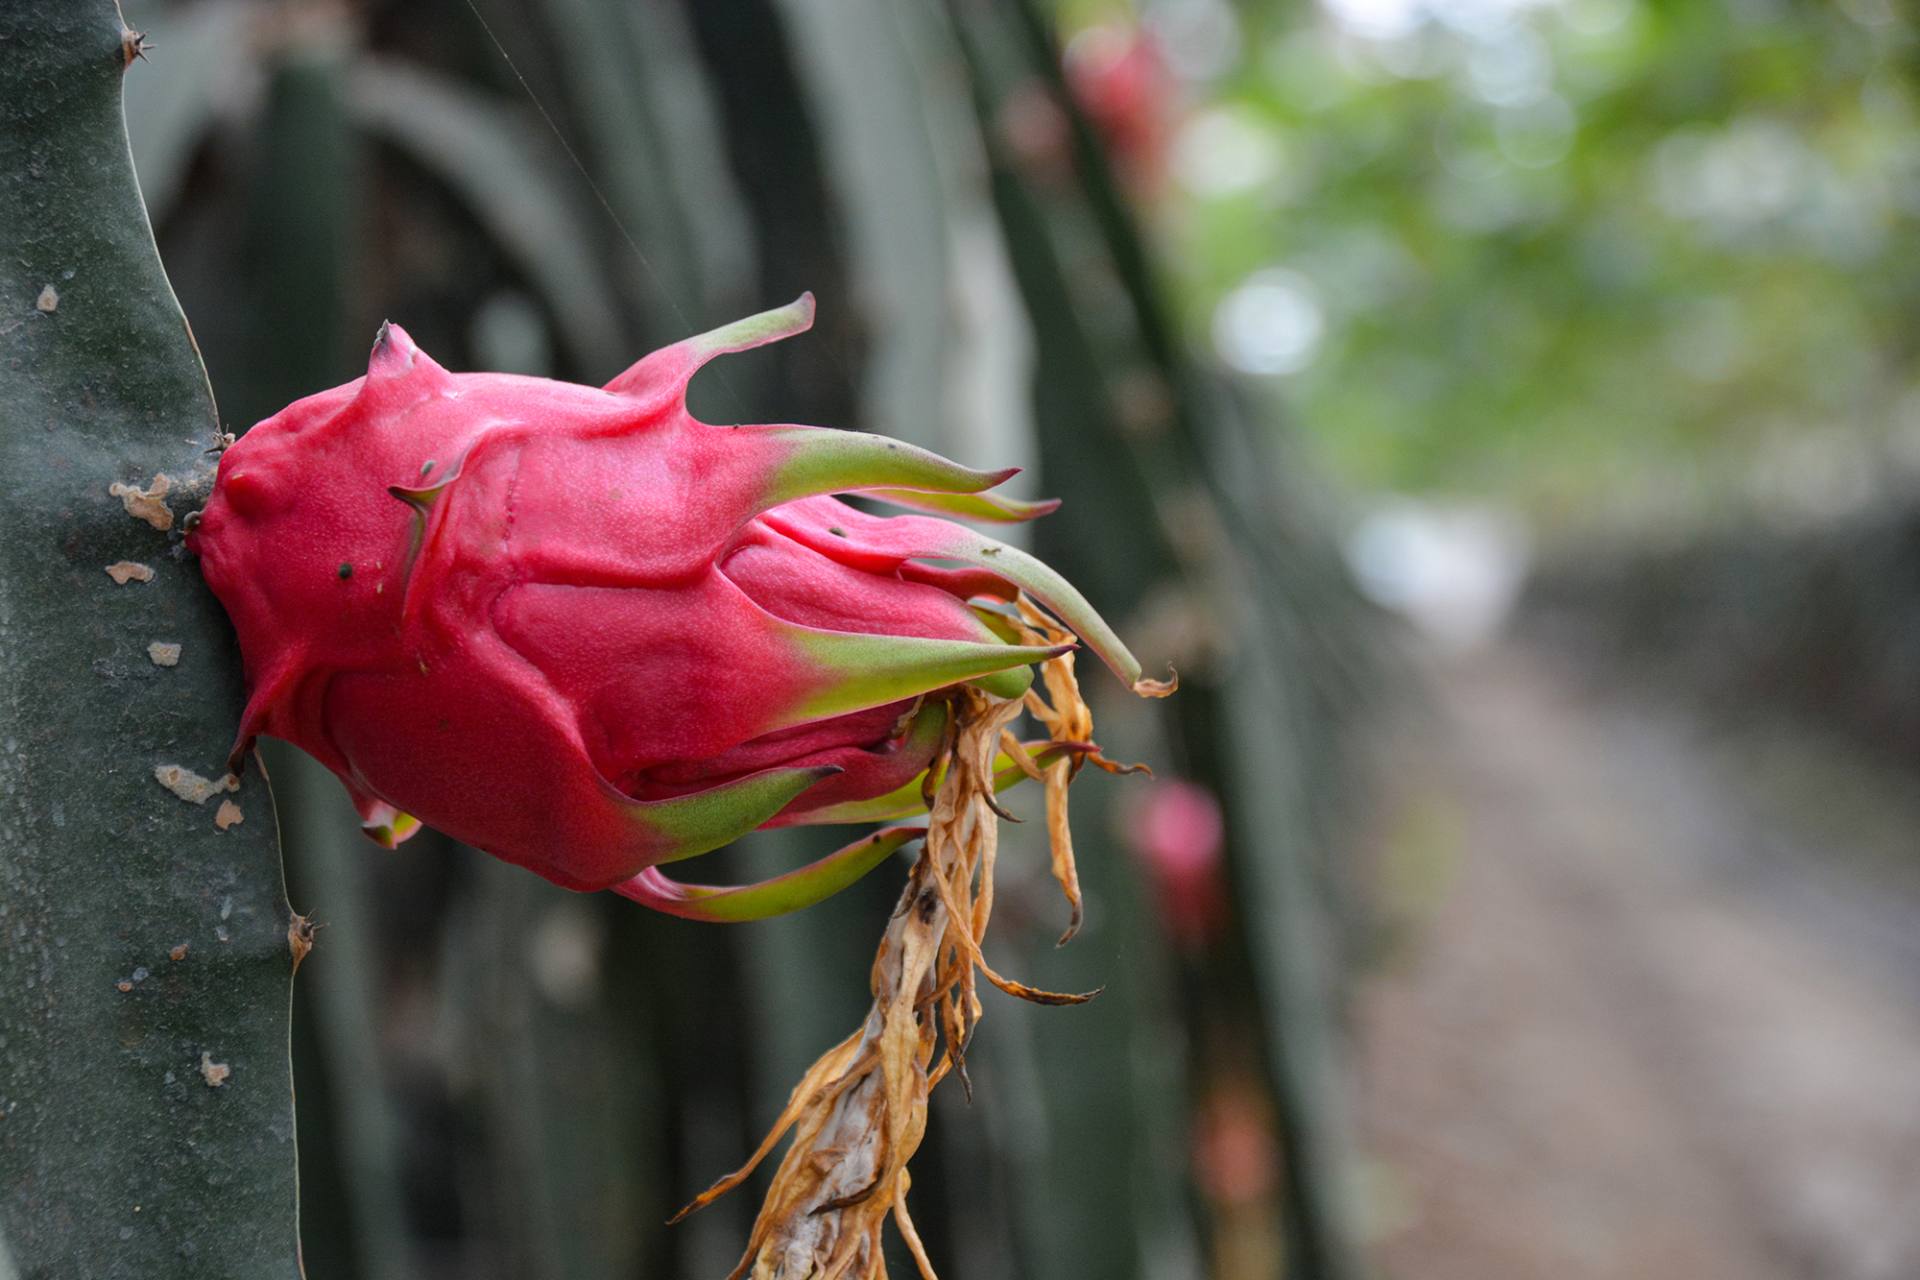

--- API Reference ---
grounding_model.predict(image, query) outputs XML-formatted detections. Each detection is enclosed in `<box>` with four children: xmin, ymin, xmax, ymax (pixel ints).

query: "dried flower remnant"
<box><xmin>681</xmin><ymin>610</ymin><xmax>1163</xmax><ymax>1279</ymax></box>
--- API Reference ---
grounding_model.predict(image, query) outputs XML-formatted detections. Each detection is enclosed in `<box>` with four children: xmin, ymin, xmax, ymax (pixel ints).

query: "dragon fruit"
<box><xmin>189</xmin><ymin>296</ymin><xmax>1162</xmax><ymax>919</ymax></box>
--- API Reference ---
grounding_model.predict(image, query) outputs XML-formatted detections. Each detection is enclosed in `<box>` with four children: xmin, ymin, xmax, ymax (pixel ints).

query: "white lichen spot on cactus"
<box><xmin>108</xmin><ymin>473</ymin><xmax>173</xmax><ymax>531</ymax></box>
<box><xmin>153</xmin><ymin>764</ymin><xmax>236</xmax><ymax>806</ymax></box>
<box><xmin>34</xmin><ymin>285</ymin><xmax>56</xmax><ymax>313</ymax></box>
<box><xmin>198</xmin><ymin>1052</ymin><xmax>230</xmax><ymax>1088</ymax></box>
<box><xmin>104</xmin><ymin>560</ymin><xmax>154</xmax><ymax>585</ymax></box>
<box><xmin>213</xmin><ymin>799</ymin><xmax>243</xmax><ymax>831</ymax></box>
<box><xmin>147</xmin><ymin>641</ymin><xmax>181</xmax><ymax>667</ymax></box>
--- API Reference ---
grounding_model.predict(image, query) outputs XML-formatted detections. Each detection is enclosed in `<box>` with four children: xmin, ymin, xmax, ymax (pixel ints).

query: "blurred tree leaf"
<box><xmin>345</xmin><ymin>57</ymin><xmax>628</xmax><ymax>376</ymax></box>
<box><xmin>121</xmin><ymin>1</ymin><xmax>254</xmax><ymax>220</ymax></box>
<box><xmin>1124</xmin><ymin>0</ymin><xmax>1920</xmax><ymax>522</ymax></box>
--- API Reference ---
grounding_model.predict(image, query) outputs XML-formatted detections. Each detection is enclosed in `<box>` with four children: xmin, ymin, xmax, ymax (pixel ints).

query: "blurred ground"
<box><xmin>1353</xmin><ymin>641</ymin><xmax>1920</xmax><ymax>1280</ymax></box>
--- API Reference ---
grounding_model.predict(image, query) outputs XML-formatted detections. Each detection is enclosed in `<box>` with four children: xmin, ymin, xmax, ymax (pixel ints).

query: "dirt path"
<box><xmin>1354</xmin><ymin>645</ymin><xmax>1920</xmax><ymax>1280</ymax></box>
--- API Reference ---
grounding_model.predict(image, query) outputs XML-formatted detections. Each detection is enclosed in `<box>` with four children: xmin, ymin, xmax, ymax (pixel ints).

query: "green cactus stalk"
<box><xmin>0</xmin><ymin>3</ymin><xmax>301</xmax><ymax>1273</ymax></box>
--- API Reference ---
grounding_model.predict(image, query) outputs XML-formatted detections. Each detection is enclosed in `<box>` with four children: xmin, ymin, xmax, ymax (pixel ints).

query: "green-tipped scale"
<box><xmin>613</xmin><ymin>825</ymin><xmax>927</xmax><ymax>923</ymax></box>
<box><xmin>616</xmin><ymin>765</ymin><xmax>845</xmax><ymax>866</ymax></box>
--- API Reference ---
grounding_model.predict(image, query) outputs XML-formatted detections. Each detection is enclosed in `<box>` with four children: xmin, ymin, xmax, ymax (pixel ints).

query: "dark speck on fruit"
<box><xmin>337</xmin><ymin>562</ymin><xmax>353</xmax><ymax>580</ymax></box>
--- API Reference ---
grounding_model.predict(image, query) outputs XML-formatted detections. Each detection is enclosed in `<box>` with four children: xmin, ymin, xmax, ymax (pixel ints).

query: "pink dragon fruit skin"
<box><xmin>189</xmin><ymin>296</ymin><xmax>1156</xmax><ymax>910</ymax></box>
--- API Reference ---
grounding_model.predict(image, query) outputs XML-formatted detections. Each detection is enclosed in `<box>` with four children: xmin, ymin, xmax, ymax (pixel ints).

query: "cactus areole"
<box><xmin>189</xmin><ymin>296</ymin><xmax>1169</xmax><ymax>918</ymax></box>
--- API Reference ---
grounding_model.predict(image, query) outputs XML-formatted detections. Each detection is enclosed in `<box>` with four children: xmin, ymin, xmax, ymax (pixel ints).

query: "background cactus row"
<box><xmin>4</xmin><ymin>1</ymin><xmax>1383</xmax><ymax>1275</ymax></box>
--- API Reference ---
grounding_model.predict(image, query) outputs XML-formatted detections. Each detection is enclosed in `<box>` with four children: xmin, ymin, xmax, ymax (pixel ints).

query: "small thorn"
<box><xmin>120</xmin><ymin>29</ymin><xmax>153</xmax><ymax>67</ymax></box>
<box><xmin>288</xmin><ymin>912</ymin><xmax>319</xmax><ymax>975</ymax></box>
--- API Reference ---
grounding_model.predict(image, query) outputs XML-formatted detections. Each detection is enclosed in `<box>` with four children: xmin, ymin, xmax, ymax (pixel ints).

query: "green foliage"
<box><xmin>1117</xmin><ymin>0</ymin><xmax>1917</xmax><ymax>521</ymax></box>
